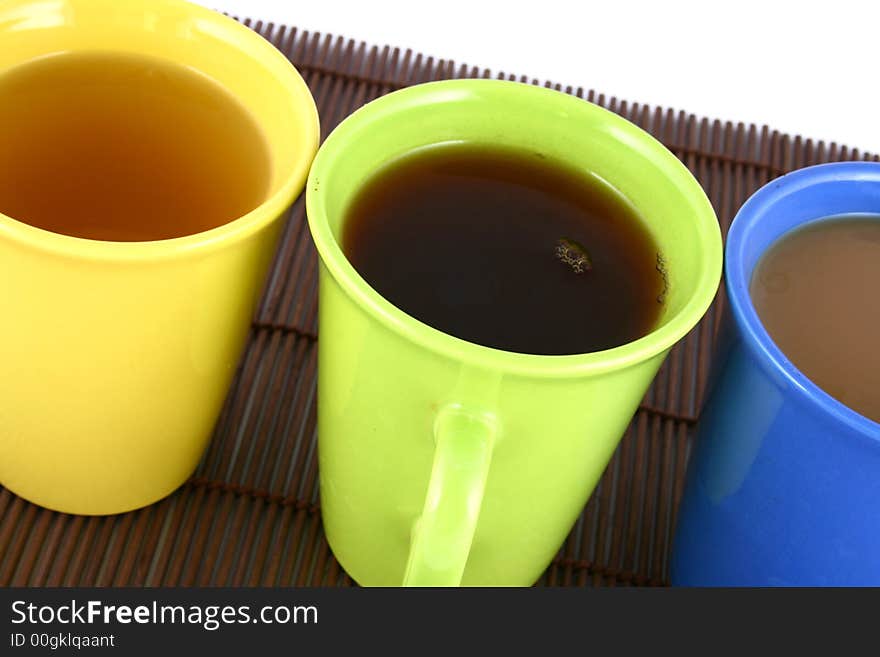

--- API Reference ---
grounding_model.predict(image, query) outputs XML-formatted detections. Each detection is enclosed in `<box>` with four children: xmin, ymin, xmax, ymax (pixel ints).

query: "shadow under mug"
<box><xmin>671</xmin><ymin>161</ymin><xmax>880</xmax><ymax>586</ymax></box>
<box><xmin>306</xmin><ymin>79</ymin><xmax>722</xmax><ymax>586</ymax></box>
<box><xmin>0</xmin><ymin>0</ymin><xmax>319</xmax><ymax>515</ymax></box>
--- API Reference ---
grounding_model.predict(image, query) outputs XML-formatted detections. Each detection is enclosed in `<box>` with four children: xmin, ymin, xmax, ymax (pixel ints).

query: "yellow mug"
<box><xmin>0</xmin><ymin>0</ymin><xmax>319</xmax><ymax>515</ymax></box>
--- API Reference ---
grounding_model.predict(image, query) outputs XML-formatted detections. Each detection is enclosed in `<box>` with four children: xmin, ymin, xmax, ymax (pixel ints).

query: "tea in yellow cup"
<box><xmin>0</xmin><ymin>0</ymin><xmax>319</xmax><ymax>515</ymax></box>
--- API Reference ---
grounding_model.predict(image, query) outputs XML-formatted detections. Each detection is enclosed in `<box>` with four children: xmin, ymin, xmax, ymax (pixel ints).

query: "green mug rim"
<box><xmin>306</xmin><ymin>79</ymin><xmax>722</xmax><ymax>378</ymax></box>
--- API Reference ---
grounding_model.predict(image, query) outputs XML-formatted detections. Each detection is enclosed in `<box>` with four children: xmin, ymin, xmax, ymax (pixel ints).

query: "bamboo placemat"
<box><xmin>1</xmin><ymin>17</ymin><xmax>877</xmax><ymax>588</ymax></box>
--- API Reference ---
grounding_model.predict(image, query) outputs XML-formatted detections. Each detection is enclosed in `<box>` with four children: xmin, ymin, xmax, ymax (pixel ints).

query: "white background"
<box><xmin>199</xmin><ymin>0</ymin><xmax>879</xmax><ymax>154</ymax></box>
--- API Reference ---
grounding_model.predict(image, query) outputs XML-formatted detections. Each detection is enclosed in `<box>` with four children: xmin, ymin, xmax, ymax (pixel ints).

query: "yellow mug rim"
<box><xmin>0</xmin><ymin>0</ymin><xmax>319</xmax><ymax>263</ymax></box>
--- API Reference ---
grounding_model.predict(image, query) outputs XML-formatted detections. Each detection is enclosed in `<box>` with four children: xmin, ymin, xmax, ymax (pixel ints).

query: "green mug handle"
<box><xmin>402</xmin><ymin>405</ymin><xmax>498</xmax><ymax>586</ymax></box>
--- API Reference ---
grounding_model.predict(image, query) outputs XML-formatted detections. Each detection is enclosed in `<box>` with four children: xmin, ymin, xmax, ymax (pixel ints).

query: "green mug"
<box><xmin>306</xmin><ymin>79</ymin><xmax>722</xmax><ymax>586</ymax></box>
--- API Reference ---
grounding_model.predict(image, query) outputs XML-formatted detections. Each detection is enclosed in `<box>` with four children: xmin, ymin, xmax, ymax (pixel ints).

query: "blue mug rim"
<box><xmin>725</xmin><ymin>160</ymin><xmax>880</xmax><ymax>439</ymax></box>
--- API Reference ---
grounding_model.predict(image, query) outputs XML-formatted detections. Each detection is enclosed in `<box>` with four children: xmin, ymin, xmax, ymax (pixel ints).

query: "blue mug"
<box><xmin>671</xmin><ymin>161</ymin><xmax>880</xmax><ymax>586</ymax></box>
